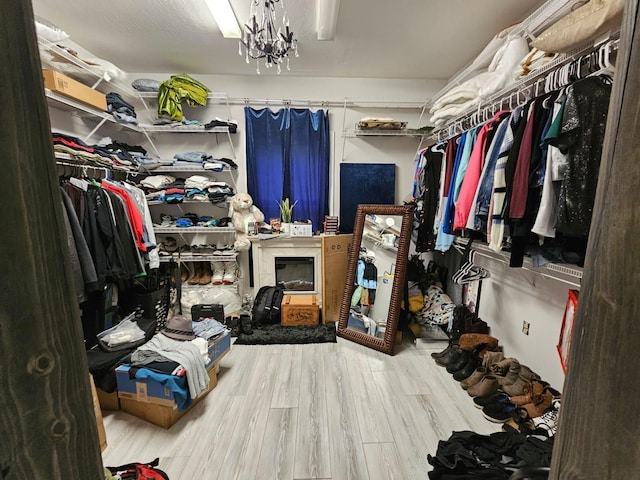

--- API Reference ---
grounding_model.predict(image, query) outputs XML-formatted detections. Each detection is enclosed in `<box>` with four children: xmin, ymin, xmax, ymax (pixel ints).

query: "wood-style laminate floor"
<box><xmin>101</xmin><ymin>338</ymin><xmax>500</xmax><ymax>479</ymax></box>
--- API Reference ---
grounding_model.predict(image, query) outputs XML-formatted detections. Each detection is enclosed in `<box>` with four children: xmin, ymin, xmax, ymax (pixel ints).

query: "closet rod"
<box><xmin>229</xmin><ymin>97</ymin><xmax>425</xmax><ymax>109</ymax></box>
<box><xmin>432</xmin><ymin>31</ymin><xmax>620</xmax><ymax>143</ymax></box>
<box><xmin>434</xmin><ymin>0</ymin><xmax>577</xmax><ymax>100</ymax></box>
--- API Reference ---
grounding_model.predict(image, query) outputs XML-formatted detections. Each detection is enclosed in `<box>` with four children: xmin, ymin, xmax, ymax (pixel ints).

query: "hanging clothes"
<box><xmin>414</xmin><ymin>147</ymin><xmax>444</xmax><ymax>252</ymax></box>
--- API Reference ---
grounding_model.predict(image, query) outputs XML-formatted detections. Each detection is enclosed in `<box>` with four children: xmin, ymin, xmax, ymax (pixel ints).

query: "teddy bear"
<box><xmin>230</xmin><ymin>193</ymin><xmax>265</xmax><ymax>251</ymax></box>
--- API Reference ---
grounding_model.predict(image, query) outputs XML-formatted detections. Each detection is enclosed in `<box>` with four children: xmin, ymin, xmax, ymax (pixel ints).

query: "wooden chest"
<box><xmin>281</xmin><ymin>294</ymin><xmax>320</xmax><ymax>326</ymax></box>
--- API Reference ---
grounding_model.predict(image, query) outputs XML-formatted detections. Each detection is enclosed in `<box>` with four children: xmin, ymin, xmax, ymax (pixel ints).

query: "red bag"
<box><xmin>106</xmin><ymin>458</ymin><xmax>170</xmax><ymax>480</ymax></box>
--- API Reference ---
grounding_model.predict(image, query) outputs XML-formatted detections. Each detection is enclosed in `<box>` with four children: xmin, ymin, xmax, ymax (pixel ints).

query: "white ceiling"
<box><xmin>31</xmin><ymin>0</ymin><xmax>545</xmax><ymax>80</ymax></box>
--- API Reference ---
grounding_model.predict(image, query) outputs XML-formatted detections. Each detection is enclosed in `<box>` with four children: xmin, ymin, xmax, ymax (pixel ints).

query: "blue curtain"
<box><xmin>245</xmin><ymin>107</ymin><xmax>330</xmax><ymax>231</ymax></box>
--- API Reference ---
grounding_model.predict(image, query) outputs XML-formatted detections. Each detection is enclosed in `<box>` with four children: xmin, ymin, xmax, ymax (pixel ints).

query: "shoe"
<box><xmin>228</xmin><ymin>316</ymin><xmax>241</xmax><ymax>337</ymax></box>
<box><xmin>158</xmin><ymin>236</ymin><xmax>177</xmax><ymax>256</ymax></box>
<box><xmin>199</xmin><ymin>262</ymin><xmax>213</xmax><ymax>285</ymax></box>
<box><xmin>502</xmin><ymin>407</ymin><xmax>535</xmax><ymax>436</ymax></box>
<box><xmin>501</xmin><ymin>375</ymin><xmax>530</xmax><ymax>397</ymax></box>
<box><xmin>510</xmin><ymin>380</ymin><xmax>544</xmax><ymax>406</ymax></box>
<box><xmin>532</xmin><ymin>399</ymin><xmax>561</xmax><ymax>437</ymax></box>
<box><xmin>460</xmin><ymin>367</ymin><xmax>487</xmax><ymax>390</ymax></box>
<box><xmin>458</xmin><ymin>333</ymin><xmax>499</xmax><ymax>353</ymax></box>
<box><xmin>189</xmin><ymin>262</ymin><xmax>203</xmax><ymax>285</ymax></box>
<box><xmin>180</xmin><ymin>263</ymin><xmax>190</xmax><ymax>283</ymax></box>
<box><xmin>430</xmin><ymin>344</ymin><xmax>454</xmax><ymax>359</ymax></box>
<box><xmin>482</xmin><ymin>400</ymin><xmax>518</xmax><ymax>423</ymax></box>
<box><xmin>446</xmin><ymin>350</ymin><xmax>470</xmax><ymax>373</ymax></box>
<box><xmin>240</xmin><ymin>314</ymin><xmax>253</xmax><ymax>335</ymax></box>
<box><xmin>482</xmin><ymin>351</ymin><xmax>505</xmax><ymax>370</ymax></box>
<box><xmin>453</xmin><ymin>355</ymin><xmax>479</xmax><ymax>381</ymax></box>
<box><xmin>520</xmin><ymin>389</ymin><xmax>554</xmax><ymax>418</ymax></box>
<box><xmin>435</xmin><ymin>346</ymin><xmax>461</xmax><ymax>367</ymax></box>
<box><xmin>212</xmin><ymin>262</ymin><xmax>225</xmax><ymax>285</ymax></box>
<box><xmin>467</xmin><ymin>375</ymin><xmax>499</xmax><ymax>398</ymax></box>
<box><xmin>222</xmin><ymin>261</ymin><xmax>237</xmax><ymax>284</ymax></box>
<box><xmin>473</xmin><ymin>391</ymin><xmax>511</xmax><ymax>409</ymax></box>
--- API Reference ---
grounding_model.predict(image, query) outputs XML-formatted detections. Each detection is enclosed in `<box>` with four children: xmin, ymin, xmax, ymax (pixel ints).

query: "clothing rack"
<box><xmin>56</xmin><ymin>159</ymin><xmax>128</xmax><ymax>181</ymax></box>
<box><xmin>454</xmin><ymin>238</ymin><xmax>582</xmax><ymax>289</ymax></box>
<box><xmin>432</xmin><ymin>31</ymin><xmax>620</xmax><ymax>144</ymax></box>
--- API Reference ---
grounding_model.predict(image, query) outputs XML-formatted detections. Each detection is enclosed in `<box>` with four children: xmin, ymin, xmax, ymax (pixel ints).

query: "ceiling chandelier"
<box><xmin>239</xmin><ymin>0</ymin><xmax>298</xmax><ymax>74</ymax></box>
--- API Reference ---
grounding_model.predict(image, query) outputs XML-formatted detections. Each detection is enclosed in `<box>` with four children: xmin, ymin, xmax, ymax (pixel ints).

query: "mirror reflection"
<box><xmin>347</xmin><ymin>214</ymin><xmax>402</xmax><ymax>338</ymax></box>
<box><xmin>337</xmin><ymin>204</ymin><xmax>414</xmax><ymax>354</ymax></box>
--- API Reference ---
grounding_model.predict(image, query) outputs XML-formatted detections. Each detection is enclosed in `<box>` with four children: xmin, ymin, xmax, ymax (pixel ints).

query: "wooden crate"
<box><xmin>281</xmin><ymin>294</ymin><xmax>320</xmax><ymax>326</ymax></box>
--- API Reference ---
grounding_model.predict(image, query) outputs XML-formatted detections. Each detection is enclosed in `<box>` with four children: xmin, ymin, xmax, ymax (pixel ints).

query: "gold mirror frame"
<box><xmin>336</xmin><ymin>204</ymin><xmax>415</xmax><ymax>354</ymax></box>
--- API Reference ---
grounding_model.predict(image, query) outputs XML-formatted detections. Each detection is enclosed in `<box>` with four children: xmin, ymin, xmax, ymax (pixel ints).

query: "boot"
<box><xmin>453</xmin><ymin>355</ymin><xmax>480</xmax><ymax>381</ymax></box>
<box><xmin>521</xmin><ymin>389</ymin><xmax>554</xmax><ymax>418</ymax></box>
<box><xmin>510</xmin><ymin>380</ymin><xmax>543</xmax><ymax>406</ymax></box>
<box><xmin>199</xmin><ymin>262</ymin><xmax>213</xmax><ymax>285</ymax></box>
<box><xmin>467</xmin><ymin>375</ymin><xmax>499</xmax><ymax>398</ymax></box>
<box><xmin>222</xmin><ymin>261</ymin><xmax>237</xmax><ymax>284</ymax></box>
<box><xmin>482</xmin><ymin>351</ymin><xmax>505</xmax><ymax>370</ymax></box>
<box><xmin>501</xmin><ymin>375</ymin><xmax>531</xmax><ymax>397</ymax></box>
<box><xmin>240</xmin><ymin>314</ymin><xmax>253</xmax><ymax>335</ymax></box>
<box><xmin>180</xmin><ymin>263</ymin><xmax>190</xmax><ymax>283</ymax></box>
<box><xmin>189</xmin><ymin>262</ymin><xmax>203</xmax><ymax>285</ymax></box>
<box><xmin>430</xmin><ymin>344</ymin><xmax>455</xmax><ymax>360</ymax></box>
<box><xmin>447</xmin><ymin>350</ymin><xmax>470</xmax><ymax>374</ymax></box>
<box><xmin>458</xmin><ymin>333</ymin><xmax>499</xmax><ymax>353</ymax></box>
<box><xmin>212</xmin><ymin>262</ymin><xmax>225</xmax><ymax>285</ymax></box>
<box><xmin>460</xmin><ymin>367</ymin><xmax>488</xmax><ymax>390</ymax></box>
<box><xmin>491</xmin><ymin>358</ymin><xmax>521</xmax><ymax>378</ymax></box>
<box><xmin>435</xmin><ymin>346</ymin><xmax>462</xmax><ymax>367</ymax></box>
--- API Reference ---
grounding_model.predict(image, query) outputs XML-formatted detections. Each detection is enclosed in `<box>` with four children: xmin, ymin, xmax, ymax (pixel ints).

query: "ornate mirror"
<box><xmin>336</xmin><ymin>204</ymin><xmax>415</xmax><ymax>354</ymax></box>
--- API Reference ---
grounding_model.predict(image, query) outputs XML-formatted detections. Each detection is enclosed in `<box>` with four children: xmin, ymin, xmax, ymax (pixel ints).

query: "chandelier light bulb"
<box><xmin>239</xmin><ymin>0</ymin><xmax>298</xmax><ymax>73</ymax></box>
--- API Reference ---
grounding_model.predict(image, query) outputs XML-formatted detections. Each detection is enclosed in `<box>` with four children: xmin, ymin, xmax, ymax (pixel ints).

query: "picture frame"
<box><xmin>557</xmin><ymin>289</ymin><xmax>579</xmax><ymax>373</ymax></box>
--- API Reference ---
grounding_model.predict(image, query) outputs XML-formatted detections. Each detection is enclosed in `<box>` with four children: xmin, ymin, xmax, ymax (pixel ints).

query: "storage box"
<box><xmin>281</xmin><ymin>294</ymin><xmax>320</xmax><ymax>326</ymax></box>
<box><xmin>290</xmin><ymin>223</ymin><xmax>313</xmax><ymax>237</ymax></box>
<box><xmin>96</xmin><ymin>387</ymin><xmax>120</xmax><ymax>411</ymax></box>
<box><xmin>89</xmin><ymin>376</ymin><xmax>108</xmax><ymax>452</ymax></box>
<box><xmin>119</xmin><ymin>366</ymin><xmax>217</xmax><ymax>429</ymax></box>
<box><xmin>116</xmin><ymin>332</ymin><xmax>230</xmax><ymax>406</ymax></box>
<box><xmin>42</xmin><ymin>69</ymin><xmax>108</xmax><ymax>111</ymax></box>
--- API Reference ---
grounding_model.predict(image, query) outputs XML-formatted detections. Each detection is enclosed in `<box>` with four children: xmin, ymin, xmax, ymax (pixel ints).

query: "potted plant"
<box><xmin>276</xmin><ymin>198</ymin><xmax>297</xmax><ymax>232</ymax></box>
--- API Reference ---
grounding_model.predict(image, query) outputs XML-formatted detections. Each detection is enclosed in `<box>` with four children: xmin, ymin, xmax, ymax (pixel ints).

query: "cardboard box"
<box><xmin>119</xmin><ymin>366</ymin><xmax>217</xmax><ymax>429</ymax></box>
<box><xmin>42</xmin><ymin>69</ymin><xmax>108</xmax><ymax>111</ymax></box>
<box><xmin>89</xmin><ymin>376</ymin><xmax>108</xmax><ymax>452</ymax></box>
<box><xmin>281</xmin><ymin>294</ymin><xmax>320</xmax><ymax>326</ymax></box>
<box><xmin>290</xmin><ymin>223</ymin><xmax>313</xmax><ymax>237</ymax></box>
<box><xmin>116</xmin><ymin>332</ymin><xmax>230</xmax><ymax>406</ymax></box>
<box><xmin>96</xmin><ymin>387</ymin><xmax>120</xmax><ymax>411</ymax></box>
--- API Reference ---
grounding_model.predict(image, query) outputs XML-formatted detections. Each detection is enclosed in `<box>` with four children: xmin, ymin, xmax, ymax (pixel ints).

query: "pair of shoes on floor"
<box><xmin>212</xmin><ymin>261</ymin><xmax>237</xmax><ymax>285</ymax></box>
<box><xmin>472</xmin><ymin>392</ymin><xmax>519</xmax><ymax>423</ymax></box>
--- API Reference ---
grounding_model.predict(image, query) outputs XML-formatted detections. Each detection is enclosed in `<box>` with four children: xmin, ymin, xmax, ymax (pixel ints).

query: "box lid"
<box><xmin>283</xmin><ymin>294</ymin><xmax>318</xmax><ymax>306</ymax></box>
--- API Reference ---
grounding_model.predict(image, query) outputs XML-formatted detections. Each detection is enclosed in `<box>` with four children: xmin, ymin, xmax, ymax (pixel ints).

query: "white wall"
<box><xmin>472</xmin><ymin>254</ymin><xmax>573</xmax><ymax>391</ymax></box>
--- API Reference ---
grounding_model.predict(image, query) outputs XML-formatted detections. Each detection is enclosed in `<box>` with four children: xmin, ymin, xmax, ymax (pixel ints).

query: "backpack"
<box><xmin>106</xmin><ymin>458</ymin><xmax>170</xmax><ymax>480</ymax></box>
<box><xmin>251</xmin><ymin>283</ymin><xmax>285</xmax><ymax>326</ymax></box>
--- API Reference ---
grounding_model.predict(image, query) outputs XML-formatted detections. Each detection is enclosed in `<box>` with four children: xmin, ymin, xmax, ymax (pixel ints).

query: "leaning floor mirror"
<box><xmin>337</xmin><ymin>204</ymin><xmax>415</xmax><ymax>354</ymax></box>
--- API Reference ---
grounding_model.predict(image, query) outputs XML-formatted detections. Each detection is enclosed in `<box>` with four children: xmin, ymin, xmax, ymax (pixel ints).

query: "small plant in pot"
<box><xmin>276</xmin><ymin>198</ymin><xmax>297</xmax><ymax>232</ymax></box>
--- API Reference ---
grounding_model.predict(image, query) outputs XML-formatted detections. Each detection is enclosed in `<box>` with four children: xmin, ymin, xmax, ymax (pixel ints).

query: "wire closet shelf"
<box><xmin>431</xmin><ymin>31</ymin><xmax>620</xmax><ymax>144</ymax></box>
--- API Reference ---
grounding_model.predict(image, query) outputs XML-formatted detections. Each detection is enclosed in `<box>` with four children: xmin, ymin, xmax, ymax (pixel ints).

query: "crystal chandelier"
<box><xmin>239</xmin><ymin>0</ymin><xmax>299</xmax><ymax>74</ymax></box>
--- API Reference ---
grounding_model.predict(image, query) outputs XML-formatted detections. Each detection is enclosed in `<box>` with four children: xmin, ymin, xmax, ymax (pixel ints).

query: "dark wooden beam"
<box><xmin>0</xmin><ymin>1</ymin><xmax>103</xmax><ymax>478</ymax></box>
<box><xmin>551</xmin><ymin>0</ymin><xmax>640</xmax><ymax>477</ymax></box>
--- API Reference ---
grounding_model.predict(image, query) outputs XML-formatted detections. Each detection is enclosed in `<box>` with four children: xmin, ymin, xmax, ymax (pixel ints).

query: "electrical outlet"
<box><xmin>522</xmin><ymin>321</ymin><xmax>530</xmax><ymax>335</ymax></box>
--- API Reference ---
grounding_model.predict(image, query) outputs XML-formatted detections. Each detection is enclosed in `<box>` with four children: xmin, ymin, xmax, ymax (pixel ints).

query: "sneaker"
<box><xmin>222</xmin><ymin>261</ymin><xmax>237</xmax><ymax>284</ymax></box>
<box><xmin>532</xmin><ymin>399</ymin><xmax>561</xmax><ymax>437</ymax></box>
<box><xmin>473</xmin><ymin>391</ymin><xmax>511</xmax><ymax>409</ymax></box>
<box><xmin>482</xmin><ymin>400</ymin><xmax>518</xmax><ymax>423</ymax></box>
<box><xmin>212</xmin><ymin>262</ymin><xmax>225</xmax><ymax>285</ymax></box>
